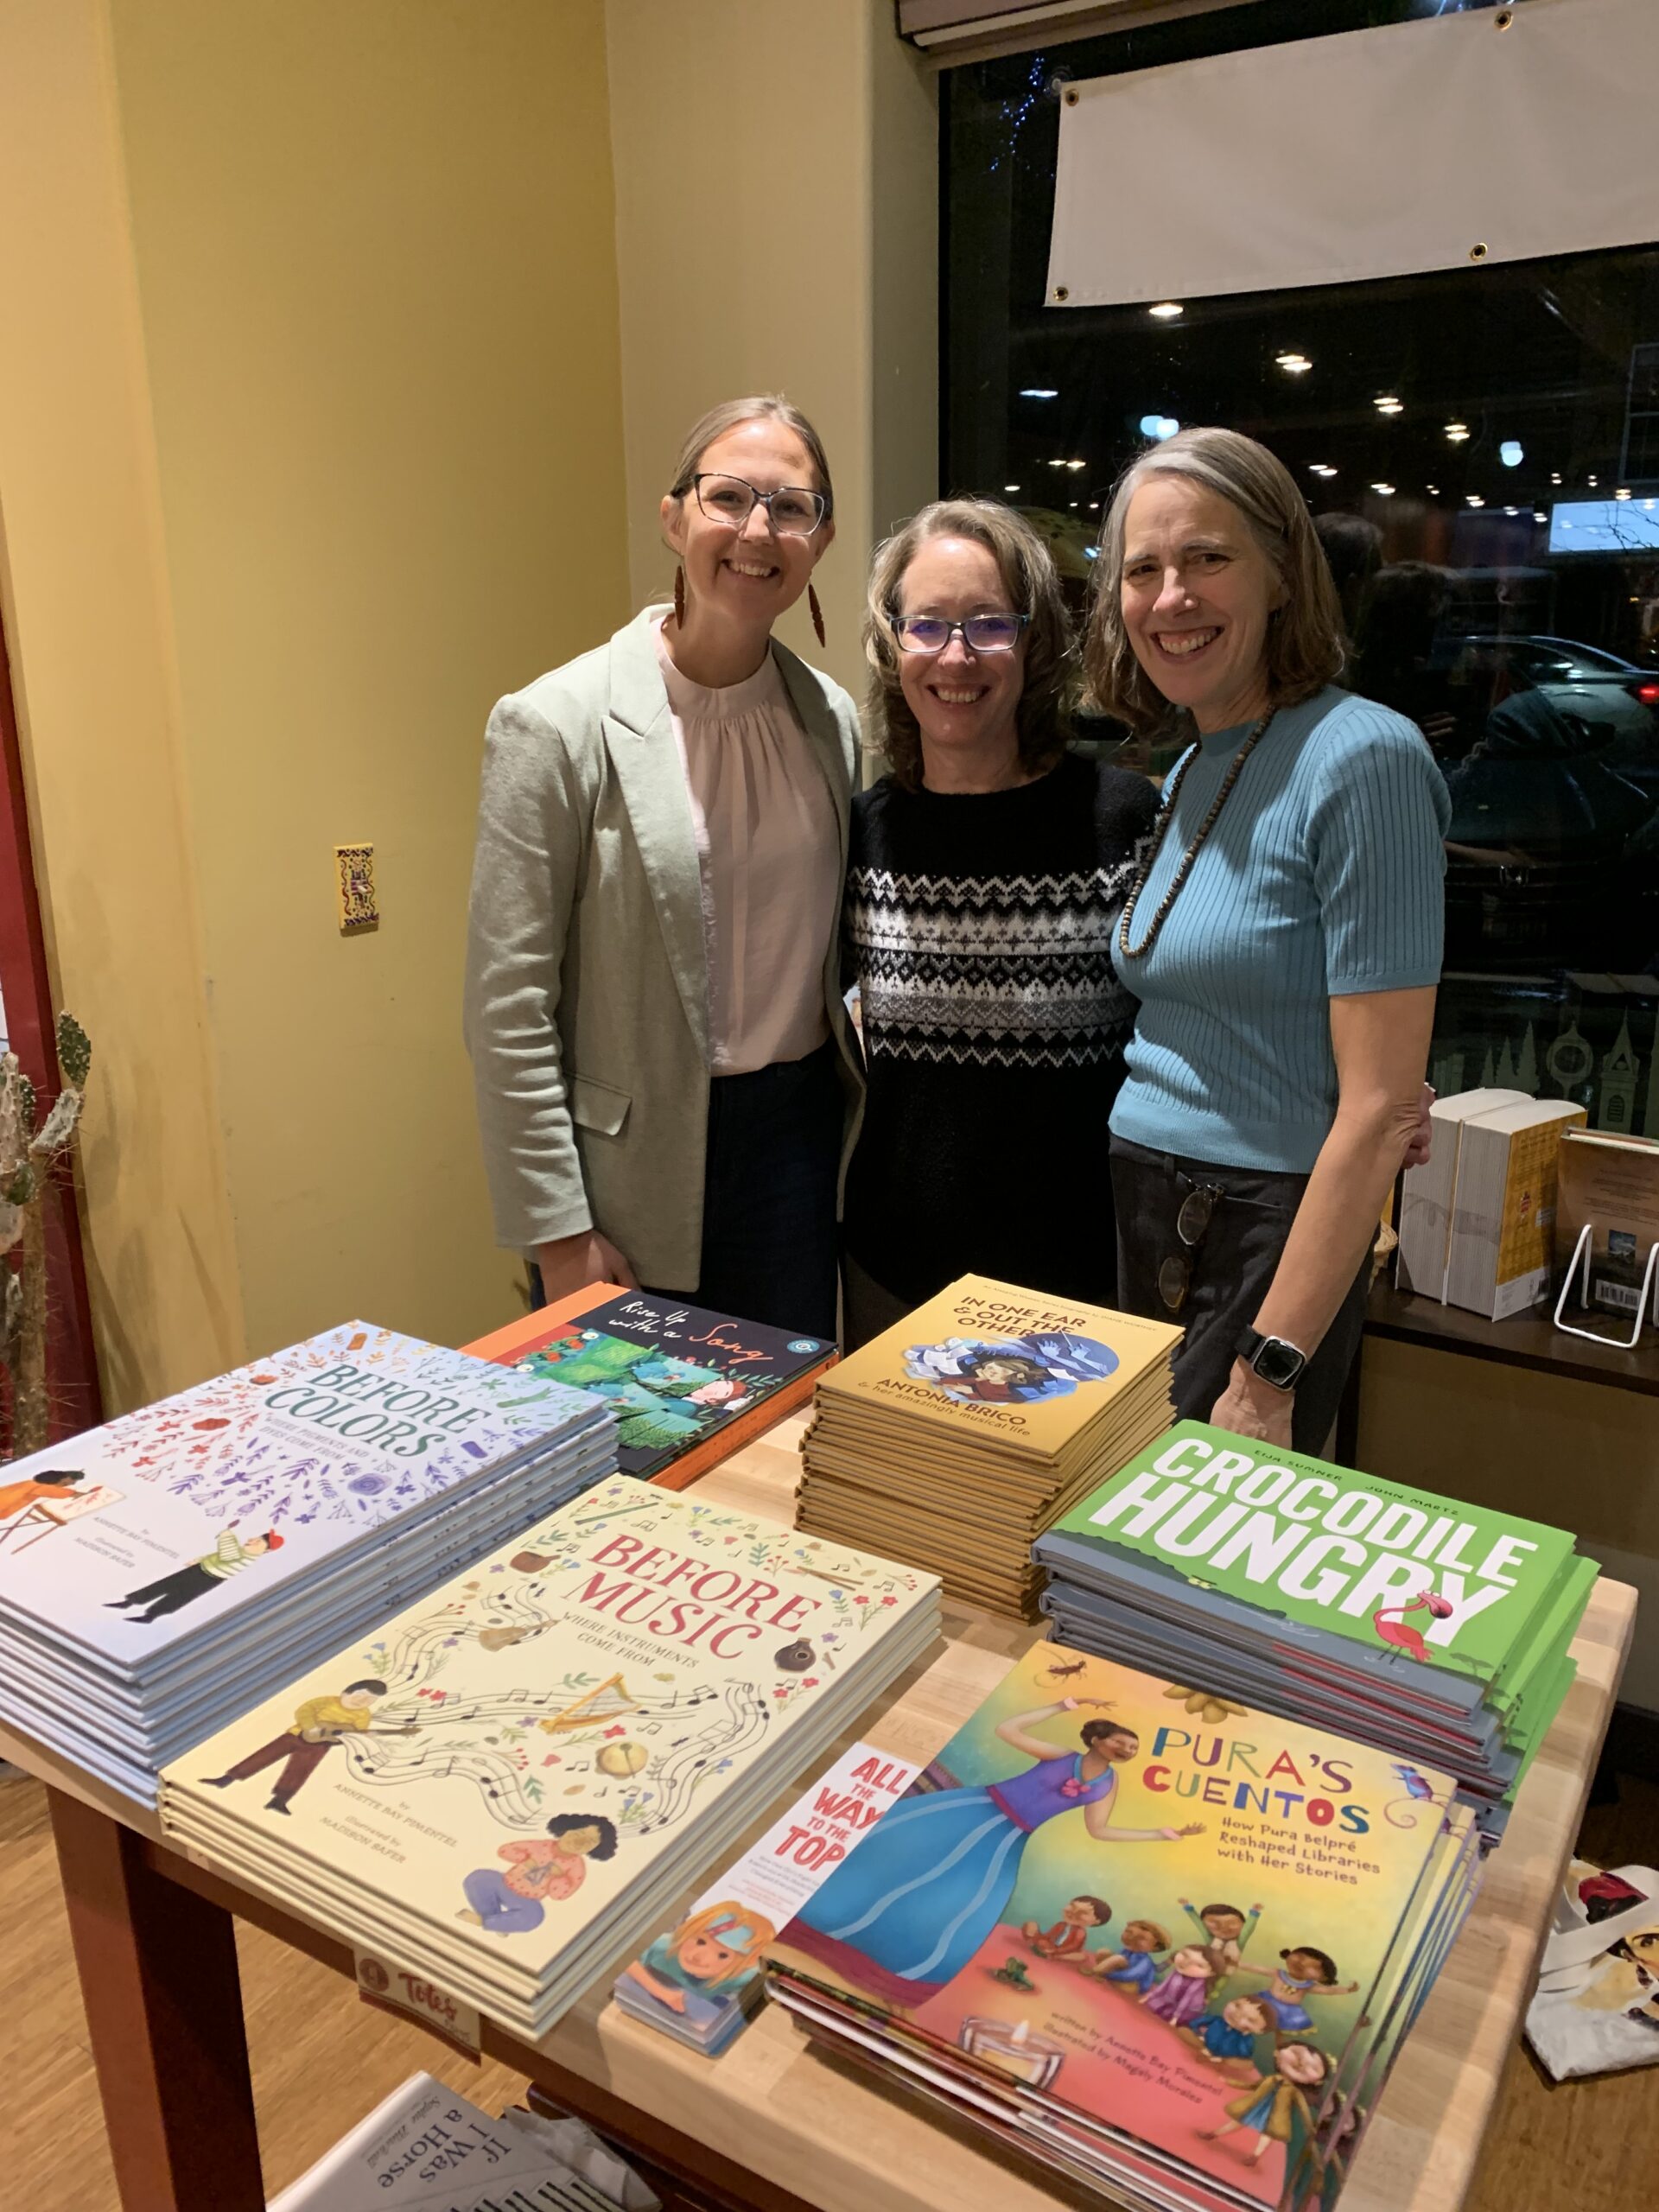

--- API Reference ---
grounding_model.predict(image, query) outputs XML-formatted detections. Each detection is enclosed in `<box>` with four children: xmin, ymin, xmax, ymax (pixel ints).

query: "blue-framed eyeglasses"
<box><xmin>893</xmin><ymin>613</ymin><xmax>1030</xmax><ymax>655</ymax></box>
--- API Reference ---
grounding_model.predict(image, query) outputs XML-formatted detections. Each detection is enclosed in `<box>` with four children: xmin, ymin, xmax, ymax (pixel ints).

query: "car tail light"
<box><xmin>1633</xmin><ymin>680</ymin><xmax>1659</xmax><ymax>707</ymax></box>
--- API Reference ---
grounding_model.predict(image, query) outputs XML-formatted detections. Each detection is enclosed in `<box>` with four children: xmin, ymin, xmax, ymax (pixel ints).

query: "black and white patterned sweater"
<box><xmin>841</xmin><ymin>751</ymin><xmax>1157</xmax><ymax>1306</ymax></box>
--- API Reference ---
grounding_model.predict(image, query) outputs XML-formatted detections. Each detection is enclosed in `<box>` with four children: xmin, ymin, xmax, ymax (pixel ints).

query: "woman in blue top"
<box><xmin>1085</xmin><ymin>428</ymin><xmax>1449</xmax><ymax>1452</ymax></box>
<box><xmin>787</xmin><ymin>1700</ymin><xmax>1200</xmax><ymax>2008</ymax></box>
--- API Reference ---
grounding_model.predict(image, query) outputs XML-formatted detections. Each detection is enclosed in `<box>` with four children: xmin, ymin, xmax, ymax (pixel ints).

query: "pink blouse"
<box><xmin>654</xmin><ymin>620</ymin><xmax>840</xmax><ymax>1076</ymax></box>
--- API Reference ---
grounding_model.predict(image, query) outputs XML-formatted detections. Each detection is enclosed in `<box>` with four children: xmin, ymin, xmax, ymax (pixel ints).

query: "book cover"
<box><xmin>1051</xmin><ymin>1422</ymin><xmax>1578</xmax><ymax>1695</ymax></box>
<box><xmin>466</xmin><ymin>1287</ymin><xmax>831</xmax><ymax>1488</ymax></box>
<box><xmin>1446</xmin><ymin>1101</ymin><xmax>1586</xmax><ymax>1319</ymax></box>
<box><xmin>614</xmin><ymin>1738</ymin><xmax>918</xmax><ymax>2053</ymax></box>
<box><xmin>816</xmin><ymin>1275</ymin><xmax>1180</xmax><ymax>1459</ymax></box>
<box><xmin>0</xmin><ymin>1325</ymin><xmax>603</xmax><ymax>1668</ymax></box>
<box><xmin>165</xmin><ymin>1481</ymin><xmax>936</xmax><ymax>1991</ymax></box>
<box><xmin>771</xmin><ymin>1641</ymin><xmax>1455</xmax><ymax>2209</ymax></box>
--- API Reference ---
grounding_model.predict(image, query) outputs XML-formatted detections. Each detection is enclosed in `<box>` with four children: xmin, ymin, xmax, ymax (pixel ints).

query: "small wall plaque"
<box><xmin>335</xmin><ymin>843</ymin><xmax>378</xmax><ymax>933</ymax></box>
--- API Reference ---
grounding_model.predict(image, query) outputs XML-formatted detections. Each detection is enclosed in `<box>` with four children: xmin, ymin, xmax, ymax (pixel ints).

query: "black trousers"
<box><xmin>1109</xmin><ymin>1134</ymin><xmax>1370</xmax><ymax>1455</ymax></box>
<box><xmin>661</xmin><ymin>1044</ymin><xmax>843</xmax><ymax>1342</ymax></box>
<box><xmin>114</xmin><ymin>1560</ymin><xmax>218</xmax><ymax>1620</ymax></box>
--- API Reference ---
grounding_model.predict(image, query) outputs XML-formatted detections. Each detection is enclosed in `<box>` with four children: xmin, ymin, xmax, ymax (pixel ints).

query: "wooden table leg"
<box><xmin>48</xmin><ymin>1789</ymin><xmax>264</xmax><ymax>2212</ymax></box>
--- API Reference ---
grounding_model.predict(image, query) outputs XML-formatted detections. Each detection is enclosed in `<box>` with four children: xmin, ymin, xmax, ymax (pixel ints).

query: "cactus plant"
<box><xmin>0</xmin><ymin>1012</ymin><xmax>92</xmax><ymax>1456</ymax></box>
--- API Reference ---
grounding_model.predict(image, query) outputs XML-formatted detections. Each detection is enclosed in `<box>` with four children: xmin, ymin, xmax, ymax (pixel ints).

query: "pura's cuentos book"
<box><xmin>1049</xmin><ymin>1421</ymin><xmax>1581</xmax><ymax>1706</ymax></box>
<box><xmin>465</xmin><ymin>1286</ymin><xmax>834</xmax><ymax>1491</ymax></box>
<box><xmin>769</xmin><ymin>1640</ymin><xmax>1467</xmax><ymax>2211</ymax></box>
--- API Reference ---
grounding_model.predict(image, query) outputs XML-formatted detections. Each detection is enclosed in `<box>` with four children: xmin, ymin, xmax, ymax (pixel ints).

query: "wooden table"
<box><xmin>5</xmin><ymin>1415</ymin><xmax>1635</xmax><ymax>2212</ymax></box>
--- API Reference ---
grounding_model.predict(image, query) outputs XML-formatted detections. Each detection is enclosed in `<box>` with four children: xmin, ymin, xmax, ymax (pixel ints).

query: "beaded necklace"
<box><xmin>1116</xmin><ymin>709</ymin><xmax>1276</xmax><ymax>963</ymax></box>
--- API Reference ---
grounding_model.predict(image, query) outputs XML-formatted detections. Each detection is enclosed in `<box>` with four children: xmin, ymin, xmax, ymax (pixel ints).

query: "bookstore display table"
<box><xmin>7</xmin><ymin>1414</ymin><xmax>1636</xmax><ymax>2212</ymax></box>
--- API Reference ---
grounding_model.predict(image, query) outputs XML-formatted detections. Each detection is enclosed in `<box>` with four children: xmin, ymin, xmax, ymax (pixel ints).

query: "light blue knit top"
<box><xmin>1109</xmin><ymin>687</ymin><xmax>1451</xmax><ymax>1174</ymax></box>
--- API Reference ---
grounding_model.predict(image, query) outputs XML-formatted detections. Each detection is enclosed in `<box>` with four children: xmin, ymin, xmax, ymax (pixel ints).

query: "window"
<box><xmin>944</xmin><ymin>0</ymin><xmax>1659</xmax><ymax>1139</ymax></box>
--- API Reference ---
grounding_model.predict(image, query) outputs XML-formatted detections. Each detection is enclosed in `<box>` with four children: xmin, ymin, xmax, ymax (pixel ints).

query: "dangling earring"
<box><xmin>809</xmin><ymin>583</ymin><xmax>826</xmax><ymax>650</ymax></box>
<box><xmin>673</xmin><ymin>566</ymin><xmax>686</xmax><ymax>628</ymax></box>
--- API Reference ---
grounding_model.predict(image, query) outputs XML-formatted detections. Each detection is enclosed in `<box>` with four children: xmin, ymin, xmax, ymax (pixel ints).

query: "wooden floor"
<box><xmin>7</xmin><ymin>1770</ymin><xmax>1658</xmax><ymax>2211</ymax></box>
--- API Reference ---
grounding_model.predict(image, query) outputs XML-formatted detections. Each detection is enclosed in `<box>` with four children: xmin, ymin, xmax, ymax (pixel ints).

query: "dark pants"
<box><xmin>657</xmin><ymin>1044</ymin><xmax>843</xmax><ymax>1341</ymax></box>
<box><xmin>113</xmin><ymin>1560</ymin><xmax>218</xmax><ymax>1621</ymax></box>
<box><xmin>1109</xmin><ymin>1135</ymin><xmax>1370</xmax><ymax>1455</ymax></box>
<box><xmin>841</xmin><ymin>1249</ymin><xmax>917</xmax><ymax>1354</ymax></box>
<box><xmin>211</xmin><ymin>1732</ymin><xmax>333</xmax><ymax>1804</ymax></box>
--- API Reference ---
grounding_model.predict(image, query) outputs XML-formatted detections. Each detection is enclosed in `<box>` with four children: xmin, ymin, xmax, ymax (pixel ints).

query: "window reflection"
<box><xmin>945</xmin><ymin>0</ymin><xmax>1659</xmax><ymax>1136</ymax></box>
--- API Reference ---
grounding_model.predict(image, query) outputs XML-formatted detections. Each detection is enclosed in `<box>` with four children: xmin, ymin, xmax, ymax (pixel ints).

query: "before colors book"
<box><xmin>465</xmin><ymin>1286</ymin><xmax>834</xmax><ymax>1491</ymax></box>
<box><xmin>768</xmin><ymin>1640</ymin><xmax>1477</xmax><ymax>2212</ymax></box>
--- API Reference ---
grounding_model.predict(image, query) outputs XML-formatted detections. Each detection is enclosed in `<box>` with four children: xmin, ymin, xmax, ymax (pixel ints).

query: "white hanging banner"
<box><xmin>1047</xmin><ymin>0</ymin><xmax>1659</xmax><ymax>308</ymax></box>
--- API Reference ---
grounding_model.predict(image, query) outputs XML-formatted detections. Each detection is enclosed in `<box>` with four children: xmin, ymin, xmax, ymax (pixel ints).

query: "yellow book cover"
<box><xmin>817</xmin><ymin>1276</ymin><xmax>1180</xmax><ymax>1459</ymax></box>
<box><xmin>162</xmin><ymin>1480</ymin><xmax>937</xmax><ymax>1989</ymax></box>
<box><xmin>1496</xmin><ymin>1107</ymin><xmax>1586</xmax><ymax>1290</ymax></box>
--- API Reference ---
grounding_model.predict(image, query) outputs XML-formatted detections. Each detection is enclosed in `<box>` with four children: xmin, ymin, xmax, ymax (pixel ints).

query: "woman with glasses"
<box><xmin>1086</xmin><ymin>427</ymin><xmax>1448</xmax><ymax>1451</ymax></box>
<box><xmin>839</xmin><ymin>499</ymin><xmax>1157</xmax><ymax>1348</ymax></box>
<box><xmin>465</xmin><ymin>396</ymin><xmax>856</xmax><ymax>1338</ymax></box>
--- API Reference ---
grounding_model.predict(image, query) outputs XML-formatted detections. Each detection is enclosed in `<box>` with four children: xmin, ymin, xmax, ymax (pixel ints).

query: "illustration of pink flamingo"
<box><xmin>1370</xmin><ymin>1590</ymin><xmax>1455</xmax><ymax>1662</ymax></box>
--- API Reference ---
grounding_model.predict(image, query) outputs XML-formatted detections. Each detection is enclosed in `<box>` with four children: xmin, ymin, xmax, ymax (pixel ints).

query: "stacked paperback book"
<box><xmin>1035</xmin><ymin>1421</ymin><xmax>1594</xmax><ymax>1839</ymax></box>
<box><xmin>0</xmin><ymin>1325</ymin><xmax>613</xmax><ymax>1807</ymax></box>
<box><xmin>270</xmin><ymin>2070</ymin><xmax>658</xmax><ymax>2212</ymax></box>
<box><xmin>163</xmin><ymin>1478</ymin><xmax>939</xmax><ymax>2037</ymax></box>
<box><xmin>798</xmin><ymin>1275</ymin><xmax>1179</xmax><ymax>1617</ymax></box>
<box><xmin>1396</xmin><ymin>1087</ymin><xmax>1586</xmax><ymax>1319</ymax></box>
<box><xmin>467</xmin><ymin>1284</ymin><xmax>836</xmax><ymax>1491</ymax></box>
<box><xmin>768</xmin><ymin>1640</ymin><xmax>1481</xmax><ymax>2212</ymax></box>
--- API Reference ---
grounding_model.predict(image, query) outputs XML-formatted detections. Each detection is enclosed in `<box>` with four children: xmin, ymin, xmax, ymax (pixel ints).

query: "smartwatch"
<box><xmin>1235</xmin><ymin>1326</ymin><xmax>1307</xmax><ymax>1393</ymax></box>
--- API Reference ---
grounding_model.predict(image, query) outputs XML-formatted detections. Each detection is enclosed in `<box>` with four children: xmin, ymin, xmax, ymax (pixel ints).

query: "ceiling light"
<box><xmin>1375</xmin><ymin>397</ymin><xmax>1403</xmax><ymax>415</ymax></box>
<box><xmin>1275</xmin><ymin>352</ymin><xmax>1312</xmax><ymax>373</ymax></box>
<box><xmin>1500</xmin><ymin>441</ymin><xmax>1523</xmax><ymax>467</ymax></box>
<box><xmin>1533</xmin><ymin>511</ymin><xmax>1548</xmax><ymax>523</ymax></box>
<box><xmin>1588</xmin><ymin>474</ymin><xmax>1599</xmax><ymax>486</ymax></box>
<box><xmin>1371</xmin><ymin>482</ymin><xmax>1395</xmax><ymax>495</ymax></box>
<box><xmin>1550</xmin><ymin>472</ymin><xmax>1562</xmax><ymax>485</ymax></box>
<box><xmin>1308</xmin><ymin>464</ymin><xmax>1337</xmax><ymax>479</ymax></box>
<box><xmin>1148</xmin><ymin>302</ymin><xmax>1185</xmax><ymax>320</ymax></box>
<box><xmin>1504</xmin><ymin>506</ymin><xmax>1518</xmax><ymax>516</ymax></box>
<box><xmin>1616</xmin><ymin>486</ymin><xmax>1632</xmax><ymax>500</ymax></box>
<box><xmin>1018</xmin><ymin>388</ymin><xmax>1058</xmax><ymax>399</ymax></box>
<box><xmin>1445</xmin><ymin>422</ymin><xmax>1470</xmax><ymax>442</ymax></box>
<box><xmin>1466</xmin><ymin>493</ymin><xmax>1484</xmax><ymax>507</ymax></box>
<box><xmin>1083</xmin><ymin>546</ymin><xmax>1099</xmax><ymax>560</ymax></box>
<box><xmin>1067</xmin><ymin>458</ymin><xmax>1087</xmax><ymax>470</ymax></box>
<box><xmin>1089</xmin><ymin>501</ymin><xmax>1100</xmax><ymax>511</ymax></box>
<box><xmin>1004</xmin><ymin>484</ymin><xmax>1020</xmax><ymax>493</ymax></box>
<box><xmin>1070</xmin><ymin>500</ymin><xmax>1078</xmax><ymax>509</ymax></box>
<box><xmin>1048</xmin><ymin>458</ymin><xmax>1068</xmax><ymax>467</ymax></box>
<box><xmin>1427</xmin><ymin>485</ymin><xmax>1440</xmax><ymax>495</ymax></box>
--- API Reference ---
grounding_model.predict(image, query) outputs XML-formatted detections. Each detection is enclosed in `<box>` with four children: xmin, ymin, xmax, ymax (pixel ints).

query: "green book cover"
<box><xmin>1054</xmin><ymin>1422</ymin><xmax>1579</xmax><ymax>1694</ymax></box>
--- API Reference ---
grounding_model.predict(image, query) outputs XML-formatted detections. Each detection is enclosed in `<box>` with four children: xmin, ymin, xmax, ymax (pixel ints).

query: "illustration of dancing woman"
<box><xmin>787</xmin><ymin>1699</ymin><xmax>1202</xmax><ymax>2007</ymax></box>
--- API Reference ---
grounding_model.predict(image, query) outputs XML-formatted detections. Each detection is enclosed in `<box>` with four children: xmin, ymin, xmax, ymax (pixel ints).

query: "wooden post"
<box><xmin>48</xmin><ymin>1789</ymin><xmax>264</xmax><ymax>2212</ymax></box>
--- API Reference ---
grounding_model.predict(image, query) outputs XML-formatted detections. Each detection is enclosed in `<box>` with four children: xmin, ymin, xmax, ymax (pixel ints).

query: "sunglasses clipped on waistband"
<box><xmin>1158</xmin><ymin>1180</ymin><xmax>1227</xmax><ymax>1315</ymax></box>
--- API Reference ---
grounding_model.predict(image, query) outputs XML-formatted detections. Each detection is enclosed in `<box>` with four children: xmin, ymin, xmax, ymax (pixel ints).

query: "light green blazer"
<box><xmin>464</xmin><ymin>606</ymin><xmax>862</xmax><ymax>1287</ymax></box>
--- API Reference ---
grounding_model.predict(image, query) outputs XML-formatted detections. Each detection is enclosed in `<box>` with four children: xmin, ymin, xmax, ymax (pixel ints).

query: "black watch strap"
<box><xmin>1235</xmin><ymin>1326</ymin><xmax>1307</xmax><ymax>1393</ymax></box>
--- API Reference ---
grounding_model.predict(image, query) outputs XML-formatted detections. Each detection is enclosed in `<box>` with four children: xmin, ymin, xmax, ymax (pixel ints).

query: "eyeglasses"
<box><xmin>893</xmin><ymin>613</ymin><xmax>1030</xmax><ymax>655</ymax></box>
<box><xmin>1157</xmin><ymin>1179</ymin><xmax>1226</xmax><ymax>1314</ymax></box>
<box><xmin>692</xmin><ymin>473</ymin><xmax>828</xmax><ymax>537</ymax></box>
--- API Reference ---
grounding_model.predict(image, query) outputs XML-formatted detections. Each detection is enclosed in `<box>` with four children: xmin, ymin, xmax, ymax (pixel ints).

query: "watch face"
<box><xmin>1254</xmin><ymin>1338</ymin><xmax>1305</xmax><ymax>1390</ymax></box>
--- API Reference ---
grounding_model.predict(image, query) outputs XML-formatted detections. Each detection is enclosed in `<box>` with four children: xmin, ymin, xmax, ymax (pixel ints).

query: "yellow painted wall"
<box><xmin>0</xmin><ymin>0</ymin><xmax>245</xmax><ymax>1408</ymax></box>
<box><xmin>99</xmin><ymin>0</ymin><xmax>631</xmax><ymax>1360</ymax></box>
<box><xmin>605</xmin><ymin>0</ymin><xmax>938</xmax><ymax>707</ymax></box>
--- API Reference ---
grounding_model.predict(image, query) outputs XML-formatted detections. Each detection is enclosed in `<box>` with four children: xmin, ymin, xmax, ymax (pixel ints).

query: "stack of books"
<box><xmin>1034</xmin><ymin>1421</ymin><xmax>1594</xmax><ymax>1839</ymax></box>
<box><xmin>467</xmin><ymin>1284</ymin><xmax>835</xmax><ymax>1492</ymax></box>
<box><xmin>163</xmin><ymin>1478</ymin><xmax>939</xmax><ymax>2038</ymax></box>
<box><xmin>270</xmin><ymin>2070</ymin><xmax>656</xmax><ymax>2211</ymax></box>
<box><xmin>798</xmin><ymin>1275</ymin><xmax>1180</xmax><ymax>1618</ymax></box>
<box><xmin>1397</xmin><ymin>1087</ymin><xmax>1586</xmax><ymax>1319</ymax></box>
<box><xmin>0</xmin><ymin>1325</ymin><xmax>614</xmax><ymax>1806</ymax></box>
<box><xmin>768</xmin><ymin>1640</ymin><xmax>1481</xmax><ymax>2211</ymax></box>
